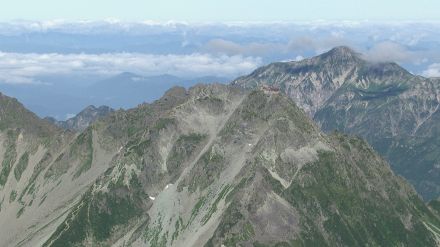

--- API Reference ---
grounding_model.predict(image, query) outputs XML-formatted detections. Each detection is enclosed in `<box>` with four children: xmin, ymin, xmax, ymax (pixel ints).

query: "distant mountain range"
<box><xmin>0</xmin><ymin>73</ymin><xmax>230</xmax><ymax>119</ymax></box>
<box><xmin>87</xmin><ymin>73</ymin><xmax>230</xmax><ymax>109</ymax></box>
<box><xmin>0</xmin><ymin>85</ymin><xmax>439</xmax><ymax>246</ymax></box>
<box><xmin>233</xmin><ymin>46</ymin><xmax>440</xmax><ymax>200</ymax></box>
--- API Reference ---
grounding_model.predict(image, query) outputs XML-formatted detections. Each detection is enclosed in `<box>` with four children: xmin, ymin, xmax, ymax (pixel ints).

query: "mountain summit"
<box><xmin>232</xmin><ymin>46</ymin><xmax>412</xmax><ymax>116</ymax></box>
<box><xmin>233</xmin><ymin>46</ymin><xmax>440</xmax><ymax>200</ymax></box>
<box><xmin>319</xmin><ymin>46</ymin><xmax>362</xmax><ymax>63</ymax></box>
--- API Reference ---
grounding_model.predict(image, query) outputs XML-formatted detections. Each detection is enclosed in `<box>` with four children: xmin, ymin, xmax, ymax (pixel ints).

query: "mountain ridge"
<box><xmin>0</xmin><ymin>52</ymin><xmax>439</xmax><ymax>246</ymax></box>
<box><xmin>0</xmin><ymin>84</ymin><xmax>437</xmax><ymax>246</ymax></box>
<box><xmin>43</xmin><ymin>84</ymin><xmax>440</xmax><ymax>246</ymax></box>
<box><xmin>232</xmin><ymin>46</ymin><xmax>440</xmax><ymax>200</ymax></box>
<box><xmin>45</xmin><ymin>105</ymin><xmax>114</xmax><ymax>132</ymax></box>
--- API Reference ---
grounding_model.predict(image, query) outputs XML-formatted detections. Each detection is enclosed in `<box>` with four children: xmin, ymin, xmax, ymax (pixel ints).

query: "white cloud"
<box><xmin>204</xmin><ymin>35</ymin><xmax>351</xmax><ymax>58</ymax></box>
<box><xmin>360</xmin><ymin>41</ymin><xmax>440</xmax><ymax>66</ymax></box>
<box><xmin>0</xmin><ymin>20</ymin><xmax>365</xmax><ymax>35</ymax></box>
<box><xmin>0</xmin><ymin>52</ymin><xmax>262</xmax><ymax>84</ymax></box>
<box><xmin>286</xmin><ymin>35</ymin><xmax>351</xmax><ymax>55</ymax></box>
<box><xmin>65</xmin><ymin>113</ymin><xmax>76</xmax><ymax>119</ymax></box>
<box><xmin>280</xmin><ymin>56</ymin><xmax>304</xmax><ymax>62</ymax></box>
<box><xmin>295</xmin><ymin>55</ymin><xmax>304</xmax><ymax>61</ymax></box>
<box><xmin>0</xmin><ymin>20</ymin><xmax>193</xmax><ymax>35</ymax></box>
<box><xmin>204</xmin><ymin>39</ymin><xmax>284</xmax><ymax>56</ymax></box>
<box><xmin>362</xmin><ymin>42</ymin><xmax>415</xmax><ymax>63</ymax></box>
<box><xmin>422</xmin><ymin>63</ymin><xmax>440</xmax><ymax>78</ymax></box>
<box><xmin>5</xmin><ymin>20</ymin><xmax>438</xmax><ymax>34</ymax></box>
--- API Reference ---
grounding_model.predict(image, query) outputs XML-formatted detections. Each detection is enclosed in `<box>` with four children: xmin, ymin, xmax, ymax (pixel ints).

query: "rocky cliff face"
<box><xmin>233</xmin><ymin>47</ymin><xmax>364</xmax><ymax>116</ymax></box>
<box><xmin>0</xmin><ymin>85</ymin><xmax>438</xmax><ymax>246</ymax></box>
<box><xmin>233</xmin><ymin>46</ymin><xmax>440</xmax><ymax>201</ymax></box>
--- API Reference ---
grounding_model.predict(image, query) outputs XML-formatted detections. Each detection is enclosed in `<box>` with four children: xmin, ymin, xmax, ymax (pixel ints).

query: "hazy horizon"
<box><xmin>1</xmin><ymin>19</ymin><xmax>440</xmax><ymax>119</ymax></box>
<box><xmin>2</xmin><ymin>0</ymin><xmax>440</xmax><ymax>21</ymax></box>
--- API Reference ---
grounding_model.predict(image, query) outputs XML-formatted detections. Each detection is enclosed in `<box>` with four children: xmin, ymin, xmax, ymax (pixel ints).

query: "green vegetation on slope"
<box><xmin>276</xmin><ymin>135</ymin><xmax>440</xmax><ymax>246</ymax></box>
<box><xmin>72</xmin><ymin>128</ymin><xmax>94</xmax><ymax>178</ymax></box>
<box><xmin>14</xmin><ymin>152</ymin><xmax>29</xmax><ymax>181</ymax></box>
<box><xmin>0</xmin><ymin>130</ymin><xmax>18</xmax><ymax>186</ymax></box>
<box><xmin>45</xmin><ymin>184</ymin><xmax>144</xmax><ymax>246</ymax></box>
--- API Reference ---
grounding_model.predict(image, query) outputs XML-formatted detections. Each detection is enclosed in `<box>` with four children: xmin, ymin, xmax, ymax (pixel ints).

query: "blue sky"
<box><xmin>2</xmin><ymin>0</ymin><xmax>440</xmax><ymax>21</ymax></box>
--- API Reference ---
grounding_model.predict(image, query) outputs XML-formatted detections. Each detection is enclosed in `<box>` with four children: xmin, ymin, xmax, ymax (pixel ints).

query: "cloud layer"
<box><xmin>422</xmin><ymin>63</ymin><xmax>440</xmax><ymax>77</ymax></box>
<box><xmin>203</xmin><ymin>34</ymin><xmax>350</xmax><ymax>58</ymax></box>
<box><xmin>1</xmin><ymin>21</ymin><xmax>440</xmax><ymax>82</ymax></box>
<box><xmin>0</xmin><ymin>52</ymin><xmax>262</xmax><ymax>84</ymax></box>
<box><xmin>362</xmin><ymin>41</ymin><xmax>425</xmax><ymax>63</ymax></box>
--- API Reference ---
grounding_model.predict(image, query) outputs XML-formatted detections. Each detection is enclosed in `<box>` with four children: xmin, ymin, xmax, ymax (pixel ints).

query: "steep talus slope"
<box><xmin>0</xmin><ymin>93</ymin><xmax>121</xmax><ymax>247</ymax></box>
<box><xmin>232</xmin><ymin>46</ymin><xmax>440</xmax><ymax>201</ymax></box>
<box><xmin>38</xmin><ymin>85</ymin><xmax>440</xmax><ymax>246</ymax></box>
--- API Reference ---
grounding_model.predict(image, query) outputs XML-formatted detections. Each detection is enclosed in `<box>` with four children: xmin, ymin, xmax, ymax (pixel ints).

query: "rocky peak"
<box><xmin>318</xmin><ymin>46</ymin><xmax>363</xmax><ymax>64</ymax></box>
<box><xmin>80</xmin><ymin>105</ymin><xmax>113</xmax><ymax>116</ymax></box>
<box><xmin>231</xmin><ymin>46</ymin><xmax>417</xmax><ymax>116</ymax></box>
<box><xmin>326</xmin><ymin>46</ymin><xmax>358</xmax><ymax>56</ymax></box>
<box><xmin>0</xmin><ymin>92</ymin><xmax>60</xmax><ymax>137</ymax></box>
<box><xmin>47</xmin><ymin>105</ymin><xmax>114</xmax><ymax>132</ymax></box>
